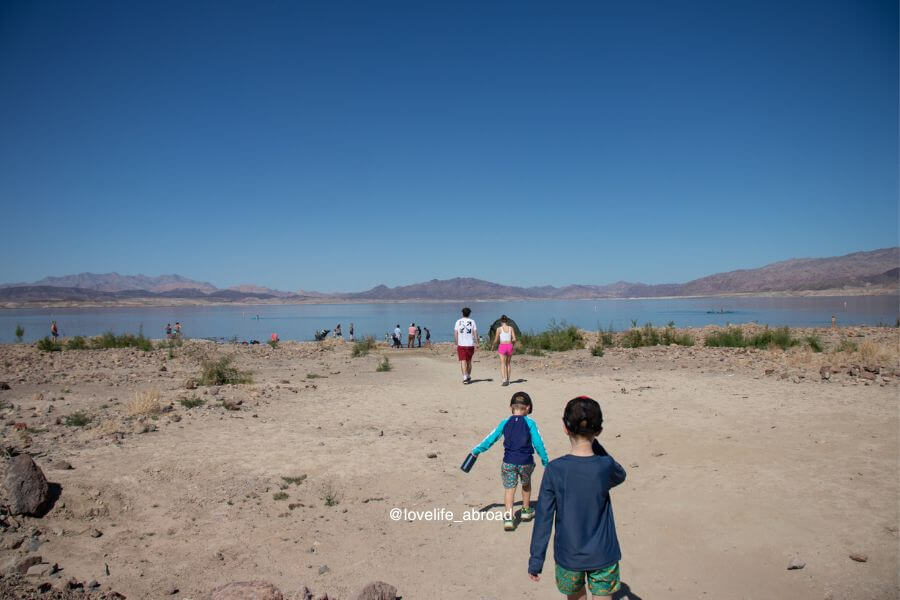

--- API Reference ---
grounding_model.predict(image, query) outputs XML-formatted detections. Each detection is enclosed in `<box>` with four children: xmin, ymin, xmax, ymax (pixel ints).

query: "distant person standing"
<box><xmin>407</xmin><ymin>323</ymin><xmax>416</xmax><ymax>348</ymax></box>
<box><xmin>831</xmin><ymin>315</ymin><xmax>836</xmax><ymax>329</ymax></box>
<box><xmin>334</xmin><ymin>323</ymin><xmax>342</xmax><ymax>338</ymax></box>
<box><xmin>454</xmin><ymin>307</ymin><xmax>477</xmax><ymax>384</ymax></box>
<box><xmin>349</xmin><ymin>323</ymin><xmax>355</xmax><ymax>341</ymax></box>
<box><xmin>165</xmin><ymin>323</ymin><xmax>173</xmax><ymax>339</ymax></box>
<box><xmin>424</xmin><ymin>326</ymin><xmax>431</xmax><ymax>347</ymax></box>
<box><xmin>416</xmin><ymin>325</ymin><xmax>422</xmax><ymax>347</ymax></box>
<box><xmin>50</xmin><ymin>321</ymin><xmax>59</xmax><ymax>340</ymax></box>
<box><xmin>174</xmin><ymin>322</ymin><xmax>182</xmax><ymax>337</ymax></box>
<box><xmin>393</xmin><ymin>324</ymin><xmax>402</xmax><ymax>348</ymax></box>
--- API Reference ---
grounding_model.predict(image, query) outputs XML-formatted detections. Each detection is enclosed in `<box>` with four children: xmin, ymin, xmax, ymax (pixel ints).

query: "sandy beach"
<box><xmin>0</xmin><ymin>327</ymin><xmax>898</xmax><ymax>599</ymax></box>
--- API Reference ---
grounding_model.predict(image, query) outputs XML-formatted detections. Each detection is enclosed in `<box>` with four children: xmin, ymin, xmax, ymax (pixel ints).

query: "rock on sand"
<box><xmin>3</xmin><ymin>454</ymin><xmax>49</xmax><ymax>516</ymax></box>
<box><xmin>208</xmin><ymin>581</ymin><xmax>284</xmax><ymax>600</ymax></box>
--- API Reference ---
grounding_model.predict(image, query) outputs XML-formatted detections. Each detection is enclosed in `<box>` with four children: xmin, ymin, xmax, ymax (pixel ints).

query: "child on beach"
<box><xmin>471</xmin><ymin>392</ymin><xmax>549</xmax><ymax>531</ymax></box>
<box><xmin>528</xmin><ymin>396</ymin><xmax>626</xmax><ymax>599</ymax></box>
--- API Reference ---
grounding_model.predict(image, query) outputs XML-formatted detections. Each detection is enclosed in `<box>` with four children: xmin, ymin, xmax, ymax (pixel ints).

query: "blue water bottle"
<box><xmin>460</xmin><ymin>452</ymin><xmax>477</xmax><ymax>473</ymax></box>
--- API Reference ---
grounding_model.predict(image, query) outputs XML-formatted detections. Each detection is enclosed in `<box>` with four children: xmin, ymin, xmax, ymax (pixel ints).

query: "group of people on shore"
<box><xmin>164</xmin><ymin>322</ymin><xmax>183</xmax><ymax>339</ymax></box>
<box><xmin>389</xmin><ymin>323</ymin><xmax>431</xmax><ymax>348</ymax></box>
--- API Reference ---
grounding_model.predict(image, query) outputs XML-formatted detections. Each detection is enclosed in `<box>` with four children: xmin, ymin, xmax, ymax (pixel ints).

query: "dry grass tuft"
<box><xmin>128</xmin><ymin>388</ymin><xmax>162</xmax><ymax>417</ymax></box>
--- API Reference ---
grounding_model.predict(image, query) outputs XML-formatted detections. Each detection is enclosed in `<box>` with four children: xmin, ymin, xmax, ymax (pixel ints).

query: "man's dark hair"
<box><xmin>461</xmin><ymin>307</ymin><xmax>471</xmax><ymax>317</ymax></box>
<box><xmin>510</xmin><ymin>391</ymin><xmax>533</xmax><ymax>414</ymax></box>
<box><xmin>563</xmin><ymin>396</ymin><xmax>603</xmax><ymax>437</ymax></box>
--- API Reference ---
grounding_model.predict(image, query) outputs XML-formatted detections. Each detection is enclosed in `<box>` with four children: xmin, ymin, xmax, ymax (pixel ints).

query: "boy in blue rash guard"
<box><xmin>471</xmin><ymin>391</ymin><xmax>549</xmax><ymax>531</ymax></box>
<box><xmin>528</xmin><ymin>396</ymin><xmax>626</xmax><ymax>600</ymax></box>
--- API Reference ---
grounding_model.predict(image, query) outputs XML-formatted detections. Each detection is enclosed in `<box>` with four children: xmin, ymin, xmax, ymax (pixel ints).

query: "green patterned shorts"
<box><xmin>555</xmin><ymin>562</ymin><xmax>620</xmax><ymax>596</ymax></box>
<box><xmin>500</xmin><ymin>462</ymin><xmax>534</xmax><ymax>489</ymax></box>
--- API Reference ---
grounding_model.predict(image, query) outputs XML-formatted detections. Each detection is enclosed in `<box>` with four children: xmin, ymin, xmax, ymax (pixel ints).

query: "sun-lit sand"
<box><xmin>1</xmin><ymin>327</ymin><xmax>898</xmax><ymax>599</ymax></box>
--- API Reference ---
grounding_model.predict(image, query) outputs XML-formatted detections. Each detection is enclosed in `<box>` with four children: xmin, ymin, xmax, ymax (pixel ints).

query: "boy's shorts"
<box><xmin>555</xmin><ymin>562</ymin><xmax>620</xmax><ymax>596</ymax></box>
<box><xmin>500</xmin><ymin>462</ymin><xmax>534</xmax><ymax>489</ymax></box>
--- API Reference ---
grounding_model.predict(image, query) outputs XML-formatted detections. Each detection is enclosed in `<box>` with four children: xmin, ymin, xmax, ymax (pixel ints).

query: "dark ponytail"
<box><xmin>563</xmin><ymin>396</ymin><xmax>603</xmax><ymax>437</ymax></box>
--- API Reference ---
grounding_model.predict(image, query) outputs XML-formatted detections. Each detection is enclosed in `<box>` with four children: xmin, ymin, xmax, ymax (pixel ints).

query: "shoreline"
<box><xmin>0</xmin><ymin>285</ymin><xmax>896</xmax><ymax>310</ymax></box>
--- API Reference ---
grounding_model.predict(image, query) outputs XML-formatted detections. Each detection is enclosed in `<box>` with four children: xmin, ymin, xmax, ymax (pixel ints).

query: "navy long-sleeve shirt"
<box><xmin>528</xmin><ymin>448</ymin><xmax>626</xmax><ymax>574</ymax></box>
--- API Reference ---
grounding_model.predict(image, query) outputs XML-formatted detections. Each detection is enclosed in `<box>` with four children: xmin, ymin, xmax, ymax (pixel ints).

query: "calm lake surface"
<box><xmin>1</xmin><ymin>296</ymin><xmax>898</xmax><ymax>343</ymax></box>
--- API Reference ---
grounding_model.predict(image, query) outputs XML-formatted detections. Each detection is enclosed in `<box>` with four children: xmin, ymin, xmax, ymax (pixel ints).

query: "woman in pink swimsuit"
<box><xmin>492</xmin><ymin>315</ymin><xmax>517</xmax><ymax>386</ymax></box>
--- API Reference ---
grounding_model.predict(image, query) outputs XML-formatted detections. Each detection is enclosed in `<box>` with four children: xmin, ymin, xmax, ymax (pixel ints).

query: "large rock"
<box><xmin>4</xmin><ymin>455</ymin><xmax>49</xmax><ymax>516</ymax></box>
<box><xmin>355</xmin><ymin>581</ymin><xmax>399</xmax><ymax>600</ymax></box>
<box><xmin>208</xmin><ymin>581</ymin><xmax>284</xmax><ymax>600</ymax></box>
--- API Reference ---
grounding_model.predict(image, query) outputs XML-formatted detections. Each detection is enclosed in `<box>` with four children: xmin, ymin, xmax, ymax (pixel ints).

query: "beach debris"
<box><xmin>4</xmin><ymin>454</ymin><xmax>49</xmax><ymax>516</ymax></box>
<box><xmin>90</xmin><ymin>528</ymin><xmax>103</xmax><ymax>538</ymax></box>
<box><xmin>318</xmin><ymin>565</ymin><xmax>330</xmax><ymax>575</ymax></box>
<box><xmin>787</xmin><ymin>557</ymin><xmax>806</xmax><ymax>570</ymax></box>
<box><xmin>849</xmin><ymin>552</ymin><xmax>868</xmax><ymax>563</ymax></box>
<box><xmin>355</xmin><ymin>581</ymin><xmax>399</xmax><ymax>600</ymax></box>
<box><xmin>208</xmin><ymin>581</ymin><xmax>284</xmax><ymax>600</ymax></box>
<box><xmin>167</xmin><ymin>584</ymin><xmax>179</xmax><ymax>594</ymax></box>
<box><xmin>651</xmin><ymin>451</ymin><xmax>665</xmax><ymax>458</ymax></box>
<box><xmin>299</xmin><ymin>587</ymin><xmax>314</xmax><ymax>600</ymax></box>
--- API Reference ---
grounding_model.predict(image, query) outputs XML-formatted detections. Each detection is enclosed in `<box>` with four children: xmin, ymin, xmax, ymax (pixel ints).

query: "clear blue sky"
<box><xmin>1</xmin><ymin>0</ymin><xmax>896</xmax><ymax>292</ymax></box>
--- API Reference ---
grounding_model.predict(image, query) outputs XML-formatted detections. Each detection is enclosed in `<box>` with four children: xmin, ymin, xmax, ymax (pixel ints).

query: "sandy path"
<box><xmin>3</xmin><ymin>344</ymin><xmax>898</xmax><ymax>599</ymax></box>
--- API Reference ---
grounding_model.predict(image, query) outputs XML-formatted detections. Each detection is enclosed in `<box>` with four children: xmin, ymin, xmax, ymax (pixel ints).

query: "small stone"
<box><xmin>88</xmin><ymin>580</ymin><xmax>100</xmax><ymax>589</ymax></box>
<box><xmin>7</xmin><ymin>554</ymin><xmax>41</xmax><ymax>574</ymax></box>
<box><xmin>208</xmin><ymin>581</ymin><xmax>284</xmax><ymax>600</ymax></box>
<box><xmin>0</xmin><ymin>382</ymin><xmax>10</xmax><ymax>390</ymax></box>
<box><xmin>426</xmin><ymin>452</ymin><xmax>438</xmax><ymax>459</ymax></box>
<box><xmin>167</xmin><ymin>585</ymin><xmax>179</xmax><ymax>594</ymax></box>
<box><xmin>859</xmin><ymin>371</ymin><xmax>876</xmax><ymax>381</ymax></box>
<box><xmin>318</xmin><ymin>565</ymin><xmax>330</xmax><ymax>575</ymax></box>
<box><xmin>354</xmin><ymin>581</ymin><xmax>399</xmax><ymax>600</ymax></box>
<box><xmin>25</xmin><ymin>563</ymin><xmax>53</xmax><ymax>577</ymax></box>
<box><xmin>90</xmin><ymin>528</ymin><xmax>103</xmax><ymax>538</ymax></box>
<box><xmin>651</xmin><ymin>451</ymin><xmax>665</xmax><ymax>458</ymax></box>
<box><xmin>159</xmin><ymin>366</ymin><xmax>167</xmax><ymax>372</ymax></box>
<box><xmin>787</xmin><ymin>557</ymin><xmax>806</xmax><ymax>570</ymax></box>
<box><xmin>629</xmin><ymin>462</ymin><xmax>639</xmax><ymax>468</ymax></box>
<box><xmin>849</xmin><ymin>552</ymin><xmax>868</xmax><ymax>563</ymax></box>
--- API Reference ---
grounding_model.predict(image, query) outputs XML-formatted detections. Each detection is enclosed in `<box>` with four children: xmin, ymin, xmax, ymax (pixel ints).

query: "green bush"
<box><xmin>620</xmin><ymin>323</ymin><xmax>690</xmax><ymax>348</ymax></box>
<box><xmin>661</xmin><ymin>325</ymin><xmax>695</xmax><ymax>346</ymax></box>
<box><xmin>704</xmin><ymin>327</ymin><xmax>747</xmax><ymax>347</ymax></box>
<box><xmin>748</xmin><ymin>327</ymin><xmax>797</xmax><ymax>350</ymax></box>
<box><xmin>375</xmin><ymin>356</ymin><xmax>392</xmax><ymax>372</ymax></box>
<box><xmin>66</xmin><ymin>336</ymin><xmax>88</xmax><ymax>350</ymax></box>
<box><xmin>267</xmin><ymin>339</ymin><xmax>278</xmax><ymax>349</ymax></box>
<box><xmin>519</xmin><ymin>321</ymin><xmax>584</xmax><ymax>353</ymax></box>
<box><xmin>37</xmin><ymin>336</ymin><xmax>62</xmax><ymax>352</ymax></box>
<box><xmin>590</xmin><ymin>343</ymin><xmax>605</xmax><ymax>357</ymax></box>
<box><xmin>91</xmin><ymin>331</ymin><xmax>154</xmax><ymax>351</ymax></box>
<box><xmin>64</xmin><ymin>411</ymin><xmax>91</xmax><ymax>427</ymax></box>
<box><xmin>198</xmin><ymin>355</ymin><xmax>252</xmax><ymax>385</ymax></box>
<box><xmin>352</xmin><ymin>336</ymin><xmax>377</xmax><ymax>357</ymax></box>
<box><xmin>14</xmin><ymin>325</ymin><xmax>24</xmax><ymax>343</ymax></box>
<box><xmin>179</xmin><ymin>396</ymin><xmax>205</xmax><ymax>409</ymax></box>
<box><xmin>804</xmin><ymin>335</ymin><xmax>823</xmax><ymax>353</ymax></box>
<box><xmin>836</xmin><ymin>339</ymin><xmax>858</xmax><ymax>353</ymax></box>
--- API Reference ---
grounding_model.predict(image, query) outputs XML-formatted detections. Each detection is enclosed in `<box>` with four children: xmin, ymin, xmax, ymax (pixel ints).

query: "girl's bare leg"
<box><xmin>522</xmin><ymin>483</ymin><xmax>531</xmax><ymax>509</ymax></box>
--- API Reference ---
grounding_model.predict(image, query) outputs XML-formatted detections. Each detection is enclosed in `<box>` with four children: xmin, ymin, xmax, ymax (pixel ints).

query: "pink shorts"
<box><xmin>498</xmin><ymin>343</ymin><xmax>514</xmax><ymax>356</ymax></box>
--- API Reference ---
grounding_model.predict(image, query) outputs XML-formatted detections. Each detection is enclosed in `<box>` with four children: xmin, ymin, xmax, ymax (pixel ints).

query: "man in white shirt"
<box><xmin>454</xmin><ymin>307</ymin><xmax>477</xmax><ymax>384</ymax></box>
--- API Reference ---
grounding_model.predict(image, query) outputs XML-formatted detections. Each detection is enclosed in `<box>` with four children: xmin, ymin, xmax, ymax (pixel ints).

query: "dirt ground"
<box><xmin>0</xmin><ymin>327</ymin><xmax>898</xmax><ymax>599</ymax></box>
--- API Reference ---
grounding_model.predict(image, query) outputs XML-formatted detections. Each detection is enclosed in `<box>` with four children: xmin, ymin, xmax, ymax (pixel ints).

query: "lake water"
<box><xmin>1</xmin><ymin>295</ymin><xmax>897</xmax><ymax>343</ymax></box>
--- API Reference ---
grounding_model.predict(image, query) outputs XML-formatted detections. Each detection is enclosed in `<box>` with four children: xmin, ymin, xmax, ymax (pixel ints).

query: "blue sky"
<box><xmin>0</xmin><ymin>0</ymin><xmax>896</xmax><ymax>292</ymax></box>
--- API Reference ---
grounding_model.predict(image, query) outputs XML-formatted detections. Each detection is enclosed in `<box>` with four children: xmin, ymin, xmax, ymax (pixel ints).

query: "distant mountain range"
<box><xmin>0</xmin><ymin>247</ymin><xmax>896</xmax><ymax>305</ymax></box>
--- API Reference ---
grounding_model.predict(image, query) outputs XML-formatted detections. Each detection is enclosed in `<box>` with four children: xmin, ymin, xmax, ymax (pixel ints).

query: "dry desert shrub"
<box><xmin>97</xmin><ymin>418</ymin><xmax>123</xmax><ymax>435</ymax></box>
<box><xmin>857</xmin><ymin>340</ymin><xmax>898</xmax><ymax>367</ymax></box>
<box><xmin>128</xmin><ymin>388</ymin><xmax>162</xmax><ymax>417</ymax></box>
<box><xmin>787</xmin><ymin>348</ymin><xmax>817</xmax><ymax>369</ymax></box>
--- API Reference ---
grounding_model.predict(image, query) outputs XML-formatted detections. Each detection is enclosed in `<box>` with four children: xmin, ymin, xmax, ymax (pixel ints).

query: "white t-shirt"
<box><xmin>454</xmin><ymin>318</ymin><xmax>477</xmax><ymax>347</ymax></box>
